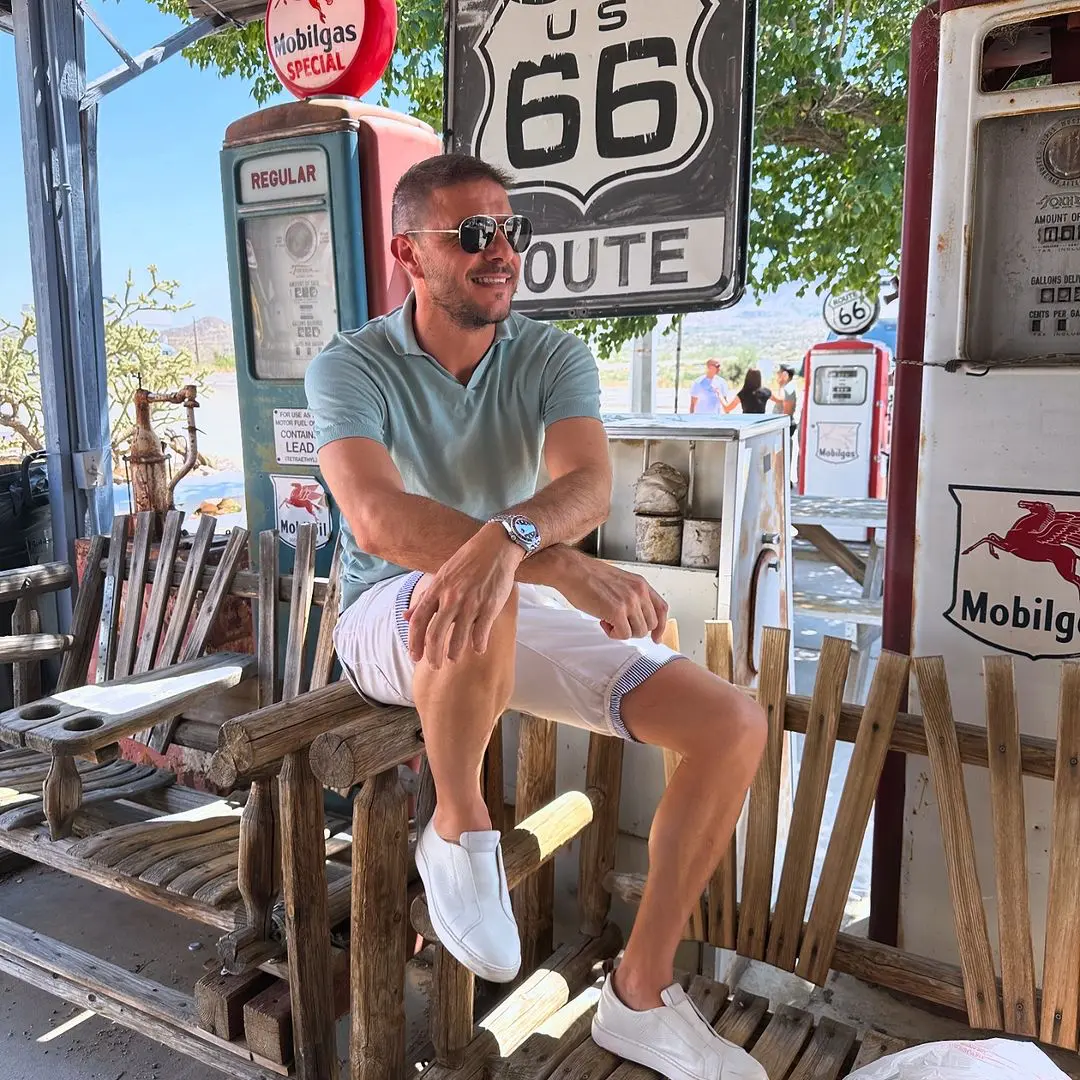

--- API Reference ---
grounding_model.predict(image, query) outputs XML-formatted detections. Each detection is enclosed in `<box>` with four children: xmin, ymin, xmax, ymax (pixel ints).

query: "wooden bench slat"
<box><xmin>57</xmin><ymin>534</ymin><xmax>108</xmax><ymax>693</ymax></box>
<box><xmin>983</xmin><ymin>655</ymin><xmax>1037</xmax><ymax>1038</ymax></box>
<box><xmin>787</xmin><ymin>1017</ymin><xmax>858</xmax><ymax>1080</ymax></box>
<box><xmin>704</xmin><ymin>620</ymin><xmax>738</xmax><ymax>950</ymax></box>
<box><xmin>0</xmin><ymin>633</ymin><xmax>74</xmax><ymax>664</ymax></box>
<box><xmin>749</xmin><ymin>1004</ymin><xmax>814</xmax><ymax>1077</ymax></box>
<box><xmin>282</xmin><ymin>524</ymin><xmax>317</xmax><ymax>701</ymax></box>
<box><xmin>850</xmin><ymin>1031</ymin><xmax>907</xmax><ymax>1071</ymax></box>
<box><xmin>96</xmin><ymin>515</ymin><xmax>130</xmax><ymax>683</ymax></box>
<box><xmin>714</xmin><ymin>988</ymin><xmax>769</xmax><ymax>1048</ymax></box>
<box><xmin>796</xmin><ymin>649</ymin><xmax>908</xmax><ymax>984</ymax></box>
<box><xmin>913</xmin><ymin>655</ymin><xmax>1003</xmax><ymax>1032</ymax></box>
<box><xmin>309</xmin><ymin>535</ymin><xmax>343</xmax><ymax>692</ymax></box>
<box><xmin>735</xmin><ymin>624</ymin><xmax>789</xmax><ymax>960</ymax></box>
<box><xmin>170</xmin><ymin>852</ymin><xmax>240</xmax><ymax>897</ymax></box>
<box><xmin>0</xmin><ymin>561</ymin><xmax>72</xmax><ymax>601</ymax></box>
<box><xmin>113</xmin><ymin>820</ymin><xmax>239</xmax><ymax>876</ymax></box>
<box><xmin>1040</xmin><ymin>659</ymin><xmax>1080</xmax><ymax>1049</ymax></box>
<box><xmin>792</xmin><ymin>591</ymin><xmax>882</xmax><ymax>625</ymax></box>
<box><xmin>114</xmin><ymin>510</ymin><xmax>155</xmax><ymax>680</ymax></box>
<box><xmin>141</xmin><ymin>836</ymin><xmax>240</xmax><ymax>888</ymax></box>
<box><xmin>766</xmin><ymin>635</ymin><xmax>849</xmax><ymax>971</ymax></box>
<box><xmin>157</xmin><ymin>514</ymin><xmax>217</xmax><ymax>669</ymax></box>
<box><xmin>257</xmin><ymin>530</ymin><xmax>278</xmax><ymax>710</ymax></box>
<box><xmin>133</xmin><ymin>509</ymin><xmax>185</xmax><ymax>677</ymax></box>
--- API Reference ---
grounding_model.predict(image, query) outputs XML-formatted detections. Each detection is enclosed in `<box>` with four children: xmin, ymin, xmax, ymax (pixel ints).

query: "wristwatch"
<box><xmin>489</xmin><ymin>513</ymin><xmax>542</xmax><ymax>558</ymax></box>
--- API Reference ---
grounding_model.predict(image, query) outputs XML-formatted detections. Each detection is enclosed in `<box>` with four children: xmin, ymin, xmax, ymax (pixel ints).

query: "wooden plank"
<box><xmin>157</xmin><ymin>513</ymin><xmax>216</xmax><ymax>667</ymax></box>
<box><xmin>797</xmin><ymin>650</ymin><xmax>909</xmax><ymax>984</ymax></box>
<box><xmin>850</xmin><ymin>1031</ymin><xmax>907</xmax><ymax>1071</ymax></box>
<box><xmin>787</xmin><ymin>1017</ymin><xmax>858</xmax><ymax>1080</ymax></box>
<box><xmin>281</xmin><ymin>523</ymin><xmax>317</xmax><ymax>700</ymax></box>
<box><xmin>244</xmin><ymin>979</ymin><xmax>294</xmax><ymax>1066</ymax></box>
<box><xmin>310</xmin><ymin>535</ymin><xmax>343</xmax><ymax>691</ymax></box>
<box><xmin>913</xmin><ymin>655</ymin><xmax>1003</xmax><ymax>1032</ymax></box>
<box><xmin>1041</xmin><ymin>659</ymin><xmax>1080</xmax><ymax>1049</ymax></box>
<box><xmin>177</xmin><ymin>525</ymin><xmax>250</xmax><ymax>668</ymax></box>
<box><xmin>21</xmin><ymin>652</ymin><xmax>256</xmax><ymax>755</ymax></box>
<box><xmin>141</xmin><ymin>837</ymin><xmax>240</xmax><ymax>888</ymax></box>
<box><xmin>0</xmin><ymin>632</ymin><xmax>74</xmax><ymax>664</ymax></box>
<box><xmin>845</xmin><ymin>539</ymin><xmax>885</xmax><ymax>705</ymax></box>
<box><xmin>111</xmin><ymin>819</ymin><xmax>238</xmax><ymax>875</ymax></box>
<box><xmin>983</xmin><ymin>655</ymin><xmax>1037</xmax><ymax>1038</ymax></box>
<box><xmin>513</xmin><ymin>712</ymin><xmax>556</xmax><ymax>977</ymax></box>
<box><xmin>41</xmin><ymin>753</ymin><xmax>81</xmax><ymax>839</ymax></box>
<box><xmin>714</xmin><ymin>988</ymin><xmax>769</xmax><ymax>1047</ymax></box>
<box><xmin>308</xmin><ymin>703</ymin><xmax>424</xmax><ymax>789</ymax></box>
<box><xmin>169</xmin><ymin>850</ymin><xmax>241</xmax><ymax>897</ymax></box>
<box><xmin>766</xmin><ymin>635</ymin><xmax>850</xmax><ymax>971</ymax></box>
<box><xmin>0</xmin><ymin>916</ymin><xmax>286</xmax><ymax>1078</ymax></box>
<box><xmin>57</xmin><ymin>534</ymin><xmax>108</xmax><ymax>692</ymax></box>
<box><xmin>10</xmin><ymin>597</ymin><xmax>42</xmax><ymax>705</ymax></box>
<box><xmin>790</xmin><ymin>495</ymin><xmax>888</xmax><ymax>531</ymax></box>
<box><xmin>703</xmin><ymin>620</ymin><xmax>739</xmax><ymax>950</ymax></box>
<box><xmin>0</xmin><ymin>561</ymin><xmax>72</xmax><ymax>600</ymax></box>
<box><xmin>278</xmin><ymin>747</ymin><xmax>339</xmax><ymax>1080</ymax></box>
<box><xmin>133</xmin><ymin>508</ymin><xmax>185</xmax><ymax>676</ymax></box>
<box><xmin>490</xmin><ymin>984</ymin><xmax>600</xmax><ymax>1080</ymax></box>
<box><xmin>736</xmin><ymin>624</ymin><xmax>789</xmax><ymax>959</ymax></box>
<box><xmin>257</xmin><ymin>530</ymin><xmax>277</xmax><ymax>710</ymax></box>
<box><xmin>583</xmin><ymin>730</ymin><xmax>626</xmax><ymax>941</ymax></box>
<box><xmin>114</xmin><ymin>510</ymin><xmax>154</xmax><ymax>679</ymax></box>
<box><xmin>433</xmin><ymin>946</ymin><xmax>474</xmax><ymax>1069</ymax></box>
<box><xmin>195</xmin><ymin>966</ymin><xmax>275</xmax><ymax>1040</ymax></box>
<box><xmin>70</xmin><ymin>804</ymin><xmax>244</xmax><ymax>861</ymax></box>
<box><xmin>192</xmin><ymin>868</ymin><xmax>242</xmax><ymax>906</ymax></box>
<box><xmin>793</xmin><ymin>522</ymin><xmax>867</xmax><ymax>585</ymax></box>
<box><xmin>351</xmin><ymin>767</ymin><xmax>409</xmax><ymax>1080</ymax></box>
<box><xmin>96</xmin><ymin>514</ymin><xmax>130</xmax><ymax>683</ymax></box>
<box><xmin>750</xmin><ymin>1004</ymin><xmax>814</xmax><ymax>1077</ymax></box>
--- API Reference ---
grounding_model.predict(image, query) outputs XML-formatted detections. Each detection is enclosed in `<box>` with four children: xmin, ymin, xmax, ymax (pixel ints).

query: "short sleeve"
<box><xmin>304</xmin><ymin>335</ymin><xmax>389</xmax><ymax>449</ymax></box>
<box><xmin>541</xmin><ymin>335</ymin><xmax>602</xmax><ymax>426</ymax></box>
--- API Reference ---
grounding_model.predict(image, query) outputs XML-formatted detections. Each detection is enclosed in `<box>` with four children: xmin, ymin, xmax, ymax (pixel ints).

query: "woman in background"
<box><xmin>722</xmin><ymin>368</ymin><xmax>772</xmax><ymax>414</ymax></box>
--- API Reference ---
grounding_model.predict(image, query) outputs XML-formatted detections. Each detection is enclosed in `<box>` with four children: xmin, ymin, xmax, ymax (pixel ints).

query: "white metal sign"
<box><xmin>447</xmin><ymin>0</ymin><xmax>753</xmax><ymax>319</ymax></box>
<box><xmin>945</xmin><ymin>485</ymin><xmax>1080</xmax><ymax>660</ymax></box>
<box><xmin>270</xmin><ymin>474</ymin><xmax>333</xmax><ymax>549</ymax></box>
<box><xmin>273</xmin><ymin>407</ymin><xmax>318</xmax><ymax>465</ymax></box>
<box><xmin>239</xmin><ymin>149</ymin><xmax>329</xmax><ymax>204</ymax></box>
<box><xmin>822</xmin><ymin>288</ymin><xmax>879</xmax><ymax>336</ymax></box>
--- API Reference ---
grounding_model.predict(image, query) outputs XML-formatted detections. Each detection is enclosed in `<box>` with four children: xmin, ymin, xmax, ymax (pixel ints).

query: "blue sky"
<box><xmin>0</xmin><ymin>4</ymin><xmax>384</xmax><ymax>324</ymax></box>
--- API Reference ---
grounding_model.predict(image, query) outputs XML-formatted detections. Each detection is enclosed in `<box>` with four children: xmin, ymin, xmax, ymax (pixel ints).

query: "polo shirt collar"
<box><xmin>386</xmin><ymin>291</ymin><xmax>519</xmax><ymax>358</ymax></box>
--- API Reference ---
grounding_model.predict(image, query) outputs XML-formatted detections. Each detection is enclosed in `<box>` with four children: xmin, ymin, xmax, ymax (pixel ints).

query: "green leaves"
<box><xmin>147</xmin><ymin>0</ymin><xmax>919</xmax><ymax>358</ymax></box>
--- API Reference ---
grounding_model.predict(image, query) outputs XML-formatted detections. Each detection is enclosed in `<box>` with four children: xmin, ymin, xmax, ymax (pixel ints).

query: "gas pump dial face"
<box><xmin>1040</xmin><ymin>120</ymin><xmax>1080</xmax><ymax>184</ymax></box>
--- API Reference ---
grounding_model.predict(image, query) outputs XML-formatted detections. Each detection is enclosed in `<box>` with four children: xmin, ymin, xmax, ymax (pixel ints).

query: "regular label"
<box><xmin>273</xmin><ymin>408</ymin><xmax>318</xmax><ymax>466</ymax></box>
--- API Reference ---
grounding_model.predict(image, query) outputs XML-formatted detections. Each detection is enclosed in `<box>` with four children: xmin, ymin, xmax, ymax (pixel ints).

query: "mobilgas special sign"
<box><xmin>445</xmin><ymin>0</ymin><xmax>755</xmax><ymax>320</ymax></box>
<box><xmin>945</xmin><ymin>485</ymin><xmax>1080</xmax><ymax>660</ymax></box>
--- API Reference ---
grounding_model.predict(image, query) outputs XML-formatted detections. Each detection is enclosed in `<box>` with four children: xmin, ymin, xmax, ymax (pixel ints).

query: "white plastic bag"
<box><xmin>844</xmin><ymin>1038</ymin><xmax>1070</xmax><ymax>1080</ymax></box>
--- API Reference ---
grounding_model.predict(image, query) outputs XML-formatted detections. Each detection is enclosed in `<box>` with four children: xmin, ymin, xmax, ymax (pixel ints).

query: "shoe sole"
<box><xmin>415</xmin><ymin>836</ymin><xmax>521</xmax><ymax>984</ymax></box>
<box><xmin>592</xmin><ymin>1020</ymin><xmax>768</xmax><ymax>1080</ymax></box>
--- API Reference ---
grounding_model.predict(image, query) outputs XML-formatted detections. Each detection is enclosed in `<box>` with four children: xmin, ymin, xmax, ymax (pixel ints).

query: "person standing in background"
<box><xmin>722</xmin><ymin>368</ymin><xmax>772</xmax><ymax>413</ymax></box>
<box><xmin>687</xmin><ymin>358</ymin><xmax>731</xmax><ymax>414</ymax></box>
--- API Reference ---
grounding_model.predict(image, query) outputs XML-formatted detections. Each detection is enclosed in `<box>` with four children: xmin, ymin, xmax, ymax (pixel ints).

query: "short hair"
<box><xmin>705</xmin><ymin>357</ymin><xmax>721</xmax><ymax>368</ymax></box>
<box><xmin>391</xmin><ymin>154</ymin><xmax>515</xmax><ymax>235</ymax></box>
<box><xmin>779</xmin><ymin>364</ymin><xmax>796</xmax><ymax>379</ymax></box>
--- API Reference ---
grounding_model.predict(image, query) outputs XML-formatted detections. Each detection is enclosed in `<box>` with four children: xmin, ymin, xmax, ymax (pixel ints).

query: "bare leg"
<box><xmin>410</xmin><ymin>576</ymin><xmax>519</xmax><ymax>841</ymax></box>
<box><xmin>614</xmin><ymin>659</ymin><xmax>766</xmax><ymax>1010</ymax></box>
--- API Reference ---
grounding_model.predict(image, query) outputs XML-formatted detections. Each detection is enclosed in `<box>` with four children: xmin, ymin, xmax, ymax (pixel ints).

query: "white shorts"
<box><xmin>333</xmin><ymin>571</ymin><xmax>683</xmax><ymax>740</ymax></box>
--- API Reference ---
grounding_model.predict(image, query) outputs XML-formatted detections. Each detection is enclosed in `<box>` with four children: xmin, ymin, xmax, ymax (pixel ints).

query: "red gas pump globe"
<box><xmin>265</xmin><ymin>0</ymin><xmax>397</xmax><ymax>101</ymax></box>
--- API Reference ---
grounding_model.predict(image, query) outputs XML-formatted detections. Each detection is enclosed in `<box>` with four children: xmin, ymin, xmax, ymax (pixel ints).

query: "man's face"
<box><xmin>406</xmin><ymin>179</ymin><xmax>520</xmax><ymax>329</ymax></box>
<box><xmin>706</xmin><ymin>363</ymin><xmax>720</xmax><ymax>379</ymax></box>
<box><xmin>778</xmin><ymin>370</ymin><xmax>791</xmax><ymax>385</ymax></box>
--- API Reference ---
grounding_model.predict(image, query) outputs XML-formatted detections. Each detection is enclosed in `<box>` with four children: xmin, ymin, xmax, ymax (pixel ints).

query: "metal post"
<box><xmin>12</xmin><ymin>0</ymin><xmax>114</xmax><ymax>619</ymax></box>
<box><xmin>630</xmin><ymin>330</ymin><xmax>655</xmax><ymax>413</ymax></box>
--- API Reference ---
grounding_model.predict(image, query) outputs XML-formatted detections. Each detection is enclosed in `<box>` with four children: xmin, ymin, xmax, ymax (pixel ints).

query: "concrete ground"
<box><xmin>0</xmin><ymin>548</ymin><xmax>942</xmax><ymax>1080</ymax></box>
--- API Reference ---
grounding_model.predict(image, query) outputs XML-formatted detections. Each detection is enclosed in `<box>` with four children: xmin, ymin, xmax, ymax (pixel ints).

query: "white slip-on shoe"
<box><xmin>415</xmin><ymin>820</ymin><xmax>521</xmax><ymax>983</ymax></box>
<box><xmin>591</xmin><ymin>975</ymin><xmax>767</xmax><ymax>1080</ymax></box>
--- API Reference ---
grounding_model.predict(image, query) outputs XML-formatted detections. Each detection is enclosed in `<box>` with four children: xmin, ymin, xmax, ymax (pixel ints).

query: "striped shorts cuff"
<box><xmin>394</xmin><ymin>571</ymin><xmax>425</xmax><ymax>650</ymax></box>
<box><xmin>608</xmin><ymin>653</ymin><xmax>681</xmax><ymax>741</ymax></box>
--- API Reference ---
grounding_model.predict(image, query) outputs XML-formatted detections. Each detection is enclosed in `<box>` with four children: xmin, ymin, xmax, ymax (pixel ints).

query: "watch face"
<box><xmin>512</xmin><ymin>517</ymin><xmax>540</xmax><ymax>546</ymax></box>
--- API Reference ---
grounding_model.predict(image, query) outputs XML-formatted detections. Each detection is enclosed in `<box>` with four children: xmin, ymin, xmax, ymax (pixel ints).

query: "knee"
<box><xmin>691</xmin><ymin>683</ymin><xmax>767</xmax><ymax>772</ymax></box>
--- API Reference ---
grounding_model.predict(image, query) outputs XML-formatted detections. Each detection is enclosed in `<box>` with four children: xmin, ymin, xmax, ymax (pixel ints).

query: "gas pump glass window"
<box><xmin>813</xmin><ymin>365</ymin><xmax>867</xmax><ymax>406</ymax></box>
<box><xmin>243</xmin><ymin>210</ymin><xmax>339</xmax><ymax>380</ymax></box>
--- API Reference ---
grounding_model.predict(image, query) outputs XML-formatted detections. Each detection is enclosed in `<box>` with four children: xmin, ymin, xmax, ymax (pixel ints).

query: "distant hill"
<box><xmin>161</xmin><ymin>317</ymin><xmax>234</xmax><ymax>361</ymax></box>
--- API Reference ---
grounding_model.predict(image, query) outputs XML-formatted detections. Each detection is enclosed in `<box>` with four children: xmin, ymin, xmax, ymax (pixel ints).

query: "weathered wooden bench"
<box><xmin>276</xmin><ymin>619</ymin><xmax>1080</xmax><ymax>1080</ymax></box>
<box><xmin>0</xmin><ymin>512</ymin><xmax>359</xmax><ymax>1078</ymax></box>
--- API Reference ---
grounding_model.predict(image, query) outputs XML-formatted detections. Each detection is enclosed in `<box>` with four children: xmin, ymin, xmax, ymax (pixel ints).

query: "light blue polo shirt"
<box><xmin>304</xmin><ymin>294</ymin><xmax>602</xmax><ymax>610</ymax></box>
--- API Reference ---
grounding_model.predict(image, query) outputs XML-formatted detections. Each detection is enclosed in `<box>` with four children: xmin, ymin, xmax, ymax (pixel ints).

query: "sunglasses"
<box><xmin>407</xmin><ymin>214</ymin><xmax>534</xmax><ymax>254</ymax></box>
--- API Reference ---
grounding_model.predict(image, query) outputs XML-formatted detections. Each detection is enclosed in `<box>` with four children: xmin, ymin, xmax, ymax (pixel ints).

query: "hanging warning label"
<box><xmin>273</xmin><ymin>408</ymin><xmax>318</xmax><ymax>466</ymax></box>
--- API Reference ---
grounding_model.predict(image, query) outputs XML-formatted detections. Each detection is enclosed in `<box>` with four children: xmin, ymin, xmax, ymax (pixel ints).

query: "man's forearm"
<box><xmin>353</xmin><ymin>490</ymin><xmax>587</xmax><ymax>588</ymax></box>
<box><xmin>504</xmin><ymin>467</ymin><xmax>610</xmax><ymax>549</ymax></box>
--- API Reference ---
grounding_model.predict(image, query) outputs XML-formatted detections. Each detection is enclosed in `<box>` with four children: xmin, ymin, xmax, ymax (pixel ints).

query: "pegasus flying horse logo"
<box><xmin>273</xmin><ymin>0</ymin><xmax>333</xmax><ymax>22</ymax></box>
<box><xmin>961</xmin><ymin>499</ymin><xmax>1080</xmax><ymax>600</ymax></box>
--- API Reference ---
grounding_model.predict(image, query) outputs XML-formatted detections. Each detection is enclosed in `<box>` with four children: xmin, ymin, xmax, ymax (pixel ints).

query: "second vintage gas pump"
<box><xmin>219</xmin><ymin>0</ymin><xmax>440</xmax><ymax>577</ymax></box>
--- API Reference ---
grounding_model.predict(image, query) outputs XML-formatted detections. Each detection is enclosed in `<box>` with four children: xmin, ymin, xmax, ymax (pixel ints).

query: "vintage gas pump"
<box><xmin>798</xmin><ymin>338</ymin><xmax>891</xmax><ymax>536</ymax></box>
<box><xmin>897</xmin><ymin>0</ymin><xmax>1080</xmax><ymax>985</ymax></box>
<box><xmin>219</xmin><ymin>0</ymin><xmax>440</xmax><ymax>576</ymax></box>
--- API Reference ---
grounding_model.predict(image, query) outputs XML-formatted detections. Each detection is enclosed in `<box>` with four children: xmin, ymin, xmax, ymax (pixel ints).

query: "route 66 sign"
<box><xmin>822</xmin><ymin>288</ymin><xmax>880</xmax><ymax>337</ymax></box>
<box><xmin>446</xmin><ymin>0</ymin><xmax>754</xmax><ymax>320</ymax></box>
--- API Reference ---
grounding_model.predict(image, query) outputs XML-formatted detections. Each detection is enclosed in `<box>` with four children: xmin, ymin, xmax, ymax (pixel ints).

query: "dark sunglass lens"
<box><xmin>460</xmin><ymin>216</ymin><xmax>496</xmax><ymax>253</ymax></box>
<box><xmin>505</xmin><ymin>215</ymin><xmax>533</xmax><ymax>252</ymax></box>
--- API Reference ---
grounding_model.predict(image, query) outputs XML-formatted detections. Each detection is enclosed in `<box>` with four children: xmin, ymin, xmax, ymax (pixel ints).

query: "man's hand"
<box><xmin>555</xmin><ymin>554</ymin><xmax>669</xmax><ymax>643</ymax></box>
<box><xmin>404</xmin><ymin>523</ymin><xmax>524</xmax><ymax>669</ymax></box>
